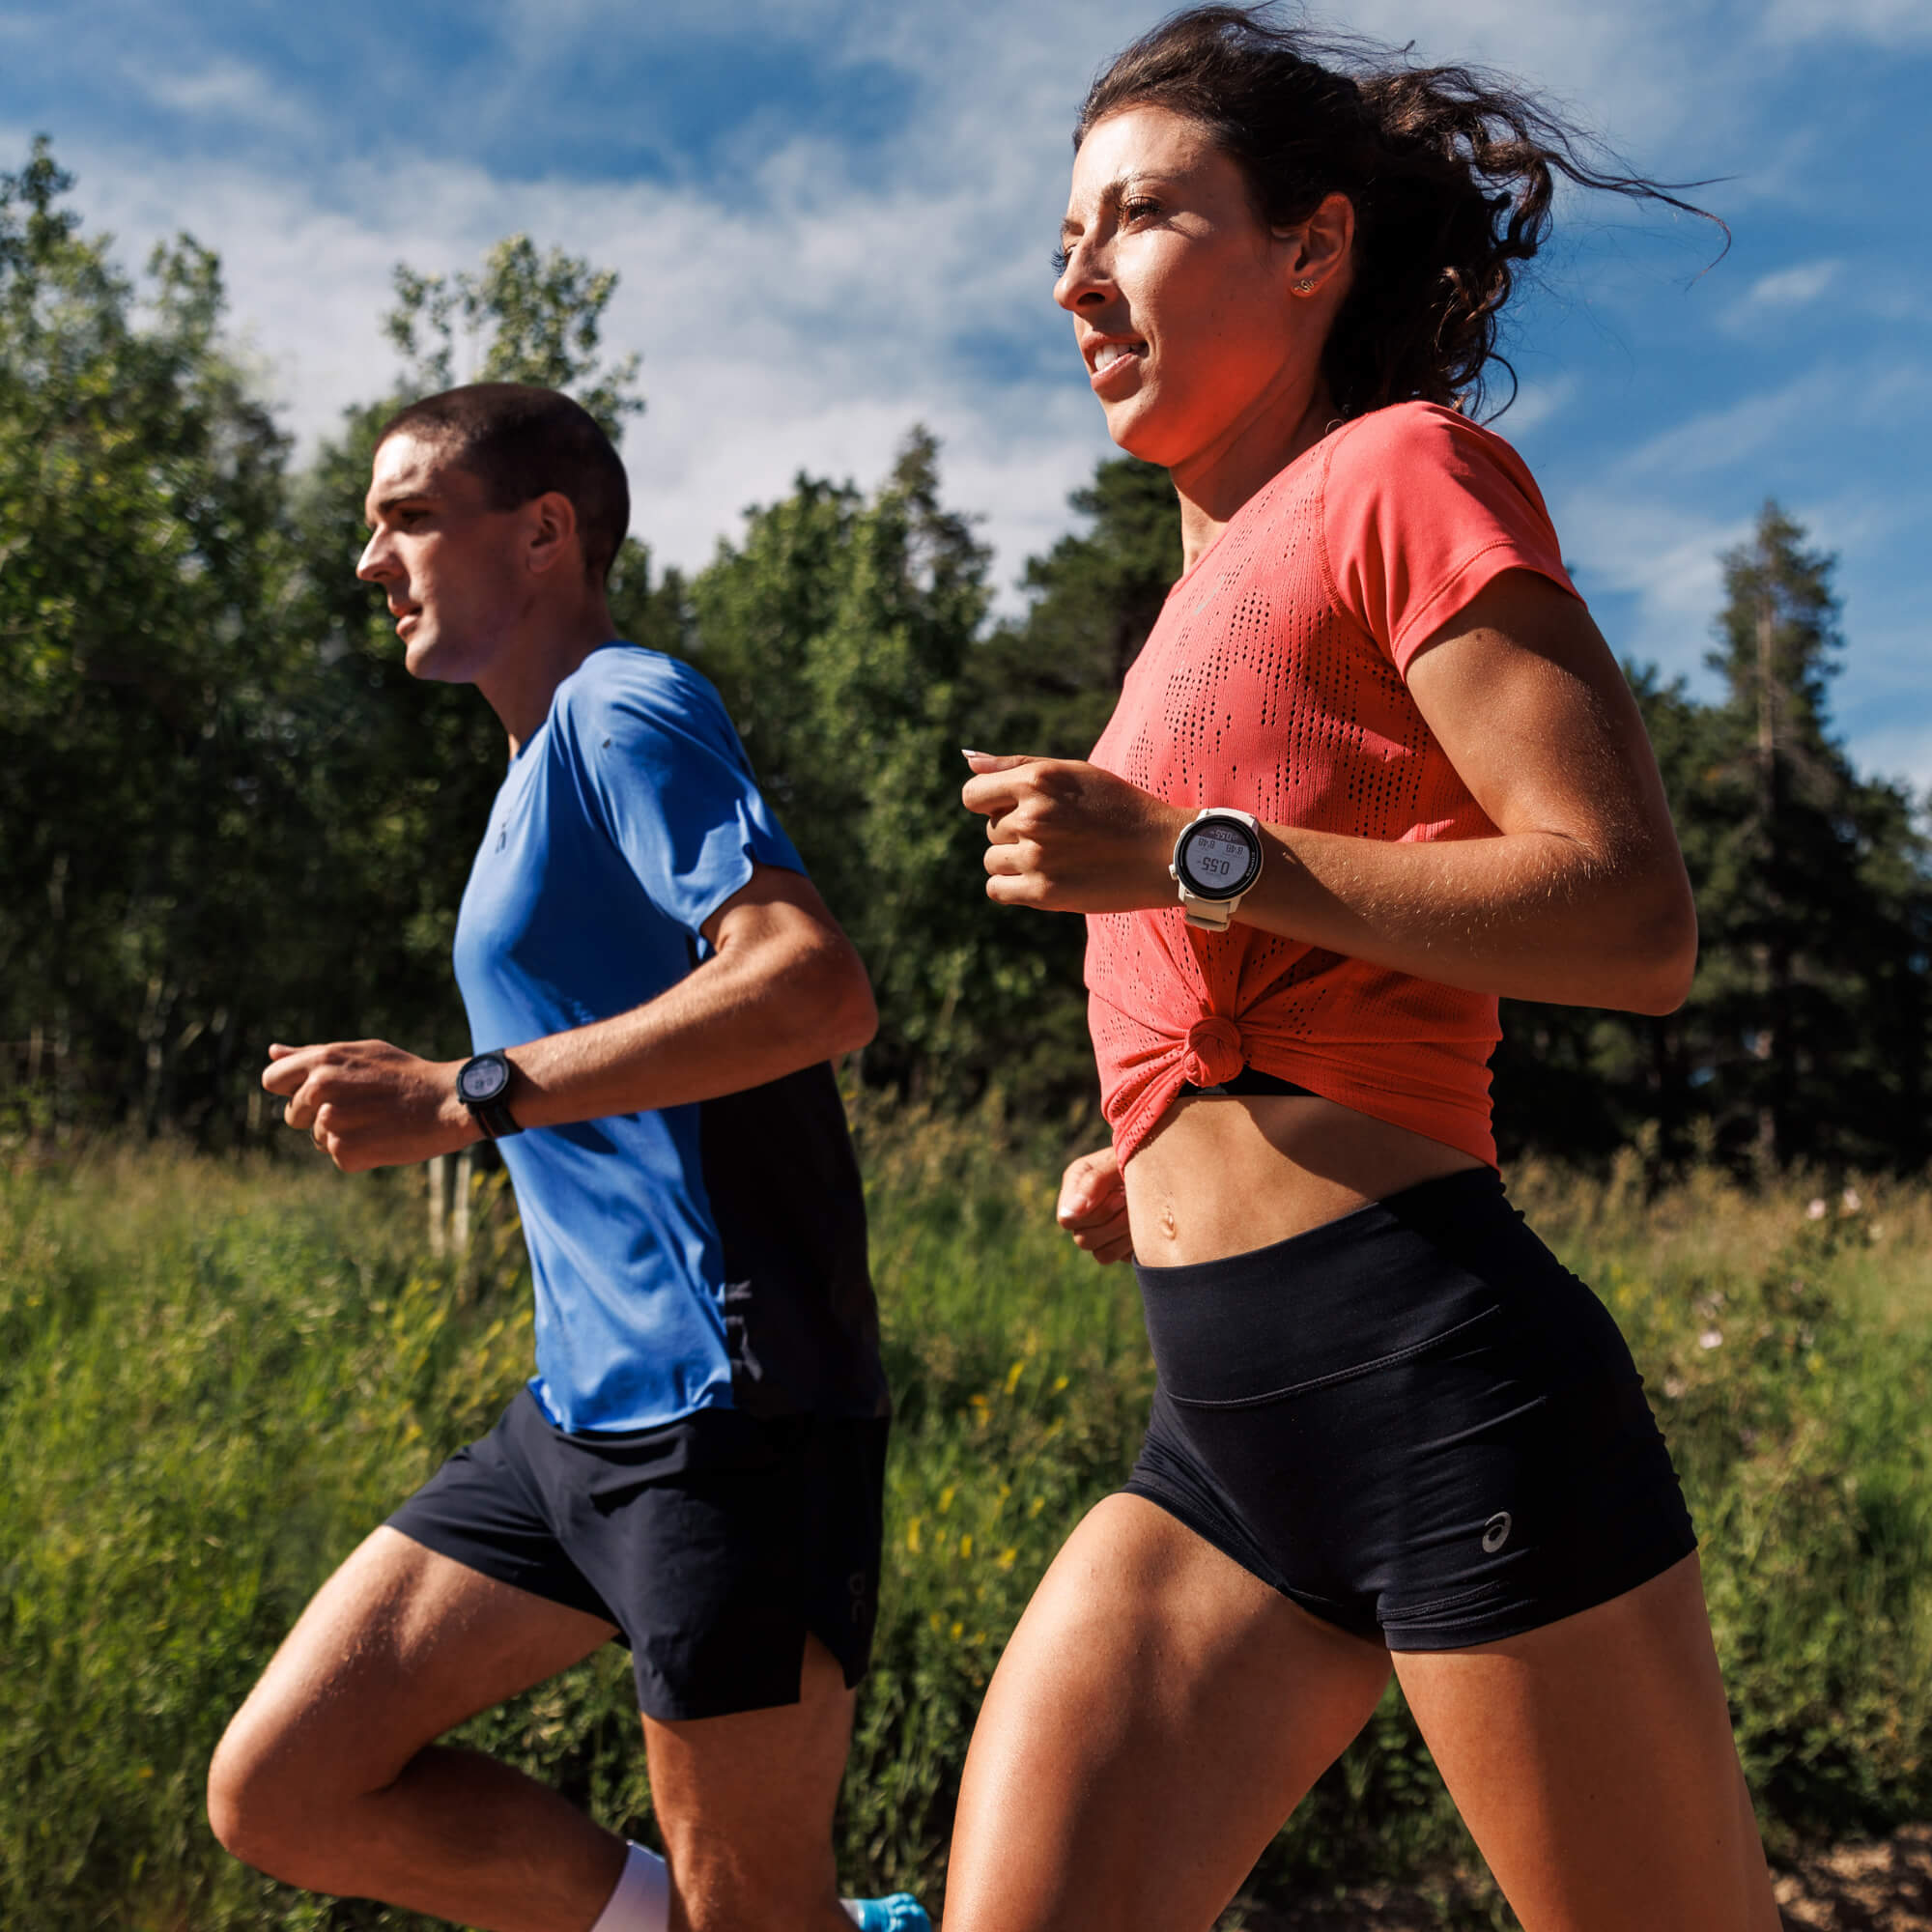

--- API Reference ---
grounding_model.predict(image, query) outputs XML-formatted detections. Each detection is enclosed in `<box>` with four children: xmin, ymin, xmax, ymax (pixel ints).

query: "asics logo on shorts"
<box><xmin>1482</xmin><ymin>1511</ymin><xmax>1513</xmax><ymax>1552</ymax></box>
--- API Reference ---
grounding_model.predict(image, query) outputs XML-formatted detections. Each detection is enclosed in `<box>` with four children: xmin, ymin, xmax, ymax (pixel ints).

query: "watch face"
<box><xmin>1178</xmin><ymin>818</ymin><xmax>1263</xmax><ymax>898</ymax></box>
<box><xmin>458</xmin><ymin>1055</ymin><xmax>509</xmax><ymax>1105</ymax></box>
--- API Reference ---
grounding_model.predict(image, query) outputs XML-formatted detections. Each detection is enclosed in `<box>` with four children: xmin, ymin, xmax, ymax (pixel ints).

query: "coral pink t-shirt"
<box><xmin>1085</xmin><ymin>401</ymin><xmax>1579</xmax><ymax>1169</ymax></box>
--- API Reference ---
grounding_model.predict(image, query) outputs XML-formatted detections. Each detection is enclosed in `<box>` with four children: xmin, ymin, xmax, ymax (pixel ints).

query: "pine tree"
<box><xmin>975</xmin><ymin>455</ymin><xmax>1180</xmax><ymax>756</ymax></box>
<box><xmin>1691</xmin><ymin>501</ymin><xmax>1929</xmax><ymax>1170</ymax></box>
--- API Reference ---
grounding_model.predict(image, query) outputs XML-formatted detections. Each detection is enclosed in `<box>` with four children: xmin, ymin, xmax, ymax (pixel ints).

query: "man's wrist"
<box><xmin>440</xmin><ymin>1071</ymin><xmax>488</xmax><ymax>1147</ymax></box>
<box><xmin>452</xmin><ymin>1050</ymin><xmax>525</xmax><ymax>1141</ymax></box>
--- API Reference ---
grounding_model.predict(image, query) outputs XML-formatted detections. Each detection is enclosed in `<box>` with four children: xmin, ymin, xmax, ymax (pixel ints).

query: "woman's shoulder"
<box><xmin>1317</xmin><ymin>401</ymin><xmax>1572</xmax><ymax>667</ymax></box>
<box><xmin>1324</xmin><ymin>399</ymin><xmax>1537</xmax><ymax>493</ymax></box>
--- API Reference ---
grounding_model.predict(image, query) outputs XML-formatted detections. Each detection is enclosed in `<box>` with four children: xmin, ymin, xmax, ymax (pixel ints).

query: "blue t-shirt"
<box><xmin>452</xmin><ymin>644</ymin><xmax>886</xmax><ymax>1435</ymax></box>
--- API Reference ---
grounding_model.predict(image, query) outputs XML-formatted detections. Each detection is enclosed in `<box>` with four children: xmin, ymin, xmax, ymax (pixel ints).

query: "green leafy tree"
<box><xmin>976</xmin><ymin>454</ymin><xmax>1179</xmax><ymax>757</ymax></box>
<box><xmin>1</xmin><ymin>138</ymin><xmax>296</xmax><ymax>1139</ymax></box>
<box><xmin>386</xmin><ymin>235</ymin><xmax>642</xmax><ymax>440</ymax></box>
<box><xmin>690</xmin><ymin>431</ymin><xmax>1026</xmax><ymax>1097</ymax></box>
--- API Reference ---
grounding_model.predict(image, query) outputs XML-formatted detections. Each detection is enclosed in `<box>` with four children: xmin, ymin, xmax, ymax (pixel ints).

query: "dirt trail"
<box><xmin>1222</xmin><ymin>1825</ymin><xmax>1932</xmax><ymax>1930</ymax></box>
<box><xmin>1775</xmin><ymin>1824</ymin><xmax>1932</xmax><ymax>1930</ymax></box>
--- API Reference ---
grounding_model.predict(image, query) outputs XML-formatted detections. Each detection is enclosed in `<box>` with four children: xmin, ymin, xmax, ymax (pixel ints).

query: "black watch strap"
<box><xmin>471</xmin><ymin>1095</ymin><xmax>522</xmax><ymax>1140</ymax></box>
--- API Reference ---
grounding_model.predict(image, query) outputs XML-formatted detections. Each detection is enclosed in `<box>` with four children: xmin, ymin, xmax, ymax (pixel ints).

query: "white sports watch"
<box><xmin>1169</xmin><ymin>809</ymin><xmax>1265</xmax><ymax>931</ymax></box>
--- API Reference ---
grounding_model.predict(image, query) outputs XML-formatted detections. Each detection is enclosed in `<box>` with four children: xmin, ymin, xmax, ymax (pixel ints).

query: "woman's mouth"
<box><xmin>1088</xmin><ymin>338</ymin><xmax>1148</xmax><ymax>394</ymax></box>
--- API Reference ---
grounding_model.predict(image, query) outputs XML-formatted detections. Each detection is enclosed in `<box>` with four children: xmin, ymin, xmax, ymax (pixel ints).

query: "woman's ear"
<box><xmin>1282</xmin><ymin>190</ymin><xmax>1355</xmax><ymax>297</ymax></box>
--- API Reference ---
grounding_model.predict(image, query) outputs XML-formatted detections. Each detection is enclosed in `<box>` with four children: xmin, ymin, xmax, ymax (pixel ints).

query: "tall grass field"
<box><xmin>4</xmin><ymin>1118</ymin><xmax>1930</xmax><ymax>1929</ymax></box>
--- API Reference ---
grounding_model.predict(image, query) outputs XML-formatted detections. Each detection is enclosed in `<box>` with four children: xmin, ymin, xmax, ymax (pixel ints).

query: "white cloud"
<box><xmin>11</xmin><ymin>0</ymin><xmax>1928</xmax><ymax>648</ymax></box>
<box><xmin>1847</xmin><ymin>723</ymin><xmax>1932</xmax><ymax>797</ymax></box>
<box><xmin>1</xmin><ymin>99</ymin><xmax>1113</xmax><ymax>610</ymax></box>
<box><xmin>1492</xmin><ymin>376</ymin><xmax>1578</xmax><ymax>444</ymax></box>
<box><xmin>1763</xmin><ymin>0</ymin><xmax>1932</xmax><ymax>46</ymax></box>
<box><xmin>1745</xmin><ymin>258</ymin><xmax>1842</xmax><ymax>309</ymax></box>
<box><xmin>1548</xmin><ymin>486</ymin><xmax>1748</xmax><ymax>680</ymax></box>
<box><xmin>1620</xmin><ymin>366</ymin><xmax>1842</xmax><ymax>481</ymax></box>
<box><xmin>127</xmin><ymin>57</ymin><xmax>314</xmax><ymax>138</ymax></box>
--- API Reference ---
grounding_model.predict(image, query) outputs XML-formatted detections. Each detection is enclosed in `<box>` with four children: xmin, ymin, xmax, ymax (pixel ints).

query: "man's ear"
<box><xmin>526</xmin><ymin>491</ymin><xmax>582</xmax><ymax>581</ymax></box>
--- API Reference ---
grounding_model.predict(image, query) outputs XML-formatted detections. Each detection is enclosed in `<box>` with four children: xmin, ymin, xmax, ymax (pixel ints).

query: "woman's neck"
<box><xmin>1170</xmin><ymin>377</ymin><xmax>1342</xmax><ymax>573</ymax></box>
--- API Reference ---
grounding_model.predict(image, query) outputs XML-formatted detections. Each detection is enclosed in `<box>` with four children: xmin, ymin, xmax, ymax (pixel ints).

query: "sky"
<box><xmin>4</xmin><ymin>0</ymin><xmax>1928</xmax><ymax>789</ymax></box>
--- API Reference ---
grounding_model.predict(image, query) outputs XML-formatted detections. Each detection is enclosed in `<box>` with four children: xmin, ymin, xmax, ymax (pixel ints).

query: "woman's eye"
<box><xmin>1122</xmin><ymin>198</ymin><xmax>1161</xmax><ymax>224</ymax></box>
<box><xmin>1051</xmin><ymin>245</ymin><xmax>1070</xmax><ymax>275</ymax></box>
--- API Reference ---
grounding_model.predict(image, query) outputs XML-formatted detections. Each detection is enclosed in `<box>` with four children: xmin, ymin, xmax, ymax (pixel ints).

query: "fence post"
<box><xmin>452</xmin><ymin>1144</ymin><xmax>474</xmax><ymax>1258</ymax></box>
<box><xmin>427</xmin><ymin>1153</ymin><xmax>448</xmax><ymax>1259</ymax></box>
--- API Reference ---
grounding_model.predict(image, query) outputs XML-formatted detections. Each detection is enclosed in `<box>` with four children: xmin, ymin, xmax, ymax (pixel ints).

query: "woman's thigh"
<box><xmin>1394</xmin><ymin>1552</ymin><xmax>1778</xmax><ymax>1932</ymax></box>
<box><xmin>942</xmin><ymin>1493</ymin><xmax>1392</xmax><ymax>1932</ymax></box>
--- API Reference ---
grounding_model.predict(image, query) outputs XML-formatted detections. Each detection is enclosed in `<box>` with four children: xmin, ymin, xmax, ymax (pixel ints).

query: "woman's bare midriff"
<box><xmin>1123</xmin><ymin>1093</ymin><xmax>1484</xmax><ymax>1268</ymax></box>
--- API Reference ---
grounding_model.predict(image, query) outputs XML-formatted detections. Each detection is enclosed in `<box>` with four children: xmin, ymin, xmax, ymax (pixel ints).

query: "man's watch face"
<box><xmin>458</xmin><ymin>1055</ymin><xmax>509</xmax><ymax>1105</ymax></box>
<box><xmin>1178</xmin><ymin>820</ymin><xmax>1262</xmax><ymax>898</ymax></box>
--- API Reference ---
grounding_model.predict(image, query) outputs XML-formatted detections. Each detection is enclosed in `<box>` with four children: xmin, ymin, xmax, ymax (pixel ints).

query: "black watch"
<box><xmin>456</xmin><ymin>1050</ymin><xmax>523</xmax><ymax>1140</ymax></box>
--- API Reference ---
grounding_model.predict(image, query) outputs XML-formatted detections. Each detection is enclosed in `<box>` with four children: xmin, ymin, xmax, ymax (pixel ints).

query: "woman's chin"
<box><xmin>1101</xmin><ymin>397</ymin><xmax>1179</xmax><ymax>465</ymax></box>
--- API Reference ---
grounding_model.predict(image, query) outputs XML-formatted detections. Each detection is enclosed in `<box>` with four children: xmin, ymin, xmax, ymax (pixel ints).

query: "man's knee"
<box><xmin>206</xmin><ymin>1701</ymin><xmax>305</xmax><ymax>1876</ymax></box>
<box><xmin>667</xmin><ymin>1849</ymin><xmax>850</xmax><ymax>1932</ymax></box>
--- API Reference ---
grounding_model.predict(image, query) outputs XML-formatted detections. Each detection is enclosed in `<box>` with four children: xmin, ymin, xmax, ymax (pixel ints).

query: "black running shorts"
<box><xmin>387</xmin><ymin>1390</ymin><xmax>890</xmax><ymax>1719</ymax></box>
<box><xmin>1124</xmin><ymin>1168</ymin><xmax>1696</xmax><ymax>1650</ymax></box>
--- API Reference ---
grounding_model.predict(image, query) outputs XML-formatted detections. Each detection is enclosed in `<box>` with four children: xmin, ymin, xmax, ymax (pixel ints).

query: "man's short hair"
<box><xmin>377</xmin><ymin>383</ymin><xmax>631</xmax><ymax>583</ymax></box>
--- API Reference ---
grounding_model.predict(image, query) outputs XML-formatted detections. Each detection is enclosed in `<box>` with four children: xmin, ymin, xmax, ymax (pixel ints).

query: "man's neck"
<box><xmin>478</xmin><ymin>598</ymin><xmax>618</xmax><ymax>755</ymax></box>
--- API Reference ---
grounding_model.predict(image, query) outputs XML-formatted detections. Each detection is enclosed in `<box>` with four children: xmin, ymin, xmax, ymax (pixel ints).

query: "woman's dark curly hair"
<box><xmin>1076</xmin><ymin>6</ymin><xmax>1720</xmax><ymax>420</ymax></box>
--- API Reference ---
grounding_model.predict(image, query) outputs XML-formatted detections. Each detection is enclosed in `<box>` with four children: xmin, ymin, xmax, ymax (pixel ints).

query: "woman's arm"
<box><xmin>962</xmin><ymin>570</ymin><xmax>1695</xmax><ymax>1015</ymax></box>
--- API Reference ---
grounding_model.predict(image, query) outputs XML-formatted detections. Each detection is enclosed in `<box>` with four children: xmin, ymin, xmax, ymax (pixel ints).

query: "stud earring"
<box><xmin>1293</xmin><ymin>277</ymin><xmax>1316</xmax><ymax>293</ymax></box>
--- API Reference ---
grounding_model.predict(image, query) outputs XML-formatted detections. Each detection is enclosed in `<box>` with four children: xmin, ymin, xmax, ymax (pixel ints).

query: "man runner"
<box><xmin>207</xmin><ymin>383</ymin><xmax>926</xmax><ymax>1932</ymax></box>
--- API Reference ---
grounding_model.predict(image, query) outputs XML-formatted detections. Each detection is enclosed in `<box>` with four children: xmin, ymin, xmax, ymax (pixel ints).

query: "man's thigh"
<box><xmin>213</xmin><ymin>1526</ymin><xmax>618</xmax><ymax>1806</ymax></box>
<box><xmin>639</xmin><ymin>1632</ymin><xmax>858</xmax><ymax>1922</ymax></box>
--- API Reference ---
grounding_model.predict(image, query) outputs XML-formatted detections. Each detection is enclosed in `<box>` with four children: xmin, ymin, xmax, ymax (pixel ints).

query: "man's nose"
<box><xmin>355</xmin><ymin>532</ymin><xmax>391</xmax><ymax>582</ymax></box>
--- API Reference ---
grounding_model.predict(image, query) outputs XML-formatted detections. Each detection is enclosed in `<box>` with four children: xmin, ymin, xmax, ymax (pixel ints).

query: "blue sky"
<box><xmin>5</xmin><ymin>0</ymin><xmax>1928</xmax><ymax>788</ymax></box>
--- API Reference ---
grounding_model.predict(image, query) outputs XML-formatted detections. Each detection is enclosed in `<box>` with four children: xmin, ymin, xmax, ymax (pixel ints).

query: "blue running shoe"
<box><xmin>843</xmin><ymin>1894</ymin><xmax>933</xmax><ymax>1932</ymax></box>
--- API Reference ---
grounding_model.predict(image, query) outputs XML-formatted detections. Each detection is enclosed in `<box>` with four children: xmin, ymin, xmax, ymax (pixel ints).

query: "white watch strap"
<box><xmin>1178</xmin><ymin>888</ymin><xmax>1236</xmax><ymax>931</ymax></box>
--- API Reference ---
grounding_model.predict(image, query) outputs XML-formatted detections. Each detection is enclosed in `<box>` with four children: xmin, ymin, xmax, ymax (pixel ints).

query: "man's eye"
<box><xmin>1051</xmin><ymin>245</ymin><xmax>1070</xmax><ymax>274</ymax></box>
<box><xmin>1122</xmin><ymin>197</ymin><xmax>1161</xmax><ymax>223</ymax></box>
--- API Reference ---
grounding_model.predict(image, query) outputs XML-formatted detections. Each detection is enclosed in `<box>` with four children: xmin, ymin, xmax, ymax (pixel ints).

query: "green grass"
<box><xmin>2</xmin><ymin>1124</ymin><xmax>1929</xmax><ymax>1929</ymax></box>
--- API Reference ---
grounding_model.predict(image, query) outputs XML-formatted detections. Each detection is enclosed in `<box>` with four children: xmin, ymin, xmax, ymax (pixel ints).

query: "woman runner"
<box><xmin>952</xmin><ymin>10</ymin><xmax>1779</xmax><ymax>1930</ymax></box>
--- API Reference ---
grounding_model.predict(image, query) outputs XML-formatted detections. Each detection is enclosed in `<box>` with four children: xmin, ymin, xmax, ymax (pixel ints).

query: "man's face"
<box><xmin>356</xmin><ymin>433</ymin><xmax>533</xmax><ymax>684</ymax></box>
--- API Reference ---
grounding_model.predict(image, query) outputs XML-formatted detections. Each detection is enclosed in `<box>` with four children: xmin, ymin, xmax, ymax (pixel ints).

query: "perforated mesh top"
<box><xmin>1085</xmin><ymin>402</ymin><xmax>1578</xmax><ymax>1169</ymax></box>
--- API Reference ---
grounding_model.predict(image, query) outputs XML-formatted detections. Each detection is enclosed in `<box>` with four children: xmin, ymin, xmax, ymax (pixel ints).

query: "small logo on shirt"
<box><xmin>1482</xmin><ymin>1510</ymin><xmax>1513</xmax><ymax>1553</ymax></box>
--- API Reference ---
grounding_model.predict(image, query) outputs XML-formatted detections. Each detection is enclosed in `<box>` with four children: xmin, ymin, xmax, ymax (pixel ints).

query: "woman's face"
<box><xmin>1054</xmin><ymin>103</ymin><xmax>1328</xmax><ymax>469</ymax></box>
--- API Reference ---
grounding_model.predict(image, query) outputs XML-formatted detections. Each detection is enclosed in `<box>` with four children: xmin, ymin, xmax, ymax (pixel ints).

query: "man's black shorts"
<box><xmin>387</xmin><ymin>1389</ymin><xmax>890</xmax><ymax>1720</ymax></box>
